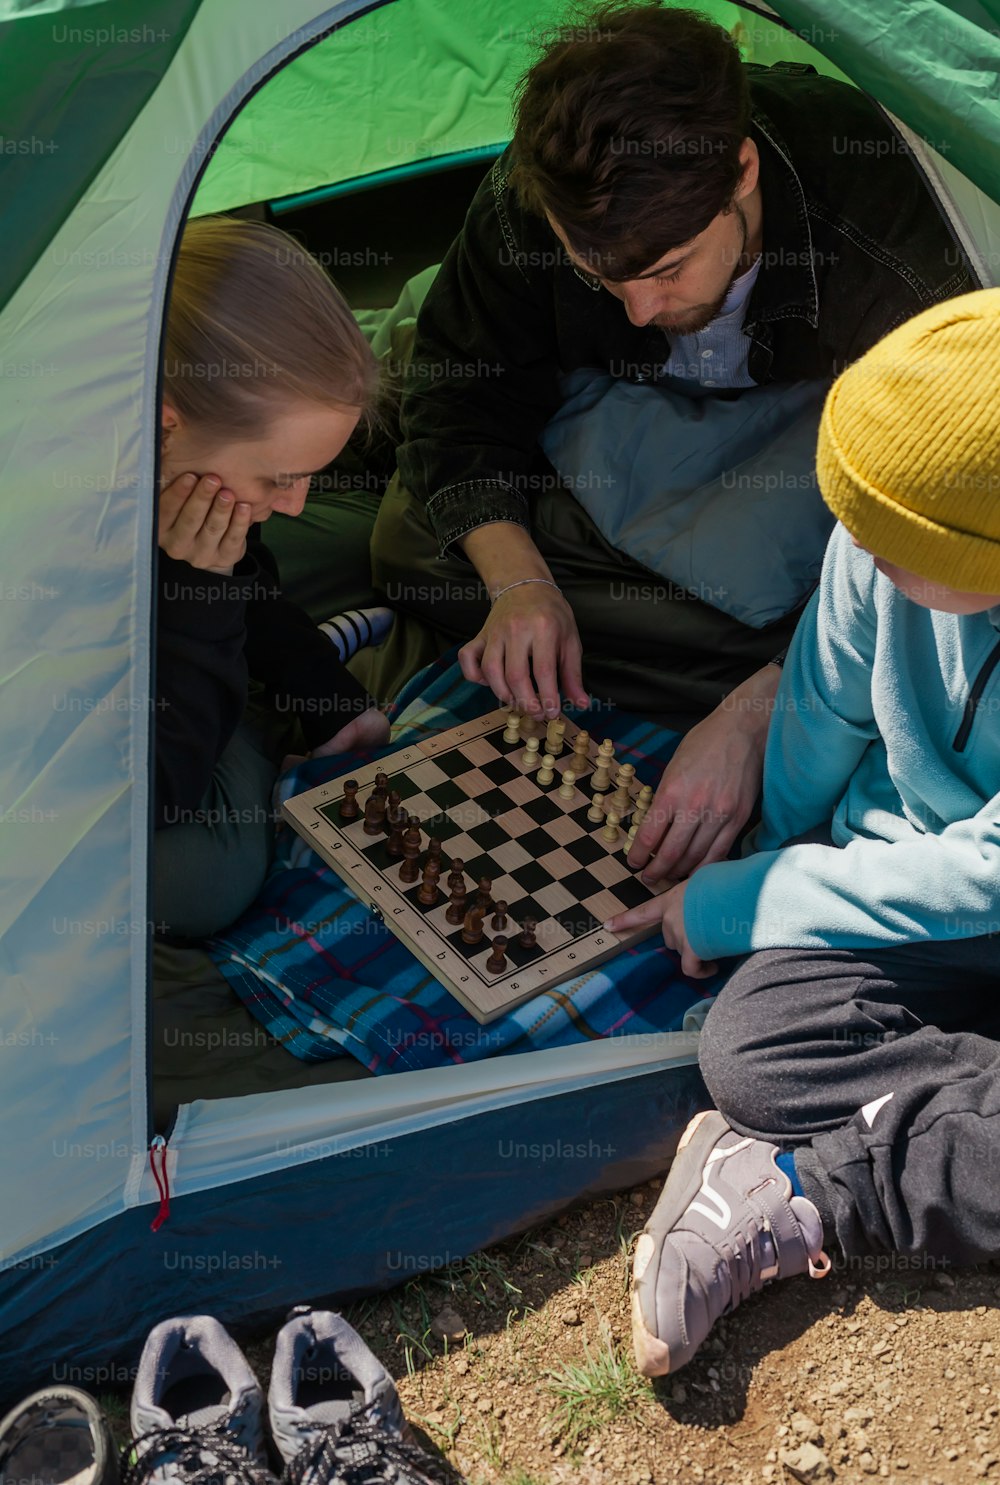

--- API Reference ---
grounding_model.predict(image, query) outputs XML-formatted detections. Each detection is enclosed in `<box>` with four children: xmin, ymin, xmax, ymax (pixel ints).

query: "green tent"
<box><xmin>1</xmin><ymin>0</ymin><xmax>998</xmax><ymax>1406</ymax></box>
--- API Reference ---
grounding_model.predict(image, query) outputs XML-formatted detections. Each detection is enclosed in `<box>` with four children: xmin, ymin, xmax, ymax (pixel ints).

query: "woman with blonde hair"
<box><xmin>155</xmin><ymin>215</ymin><xmax>388</xmax><ymax>939</ymax></box>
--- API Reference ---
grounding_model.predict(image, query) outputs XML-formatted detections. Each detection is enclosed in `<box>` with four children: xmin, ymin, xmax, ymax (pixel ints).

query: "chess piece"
<box><xmin>611</xmin><ymin>762</ymin><xmax>636</xmax><ymax>815</ymax></box>
<box><xmin>339</xmin><ymin>780</ymin><xmax>360</xmax><ymax>822</ymax></box>
<box><xmin>417</xmin><ymin>860</ymin><xmax>441</xmax><ymax>906</ymax></box>
<box><xmin>363</xmin><ymin>793</ymin><xmax>386</xmax><ymax>836</ymax></box>
<box><xmin>386</xmin><ymin>822</ymin><xmax>406</xmax><ymax>859</ymax></box>
<box><xmin>521</xmin><ymin>735</ymin><xmax>540</xmax><ymax>768</ymax></box>
<box><xmin>446</xmin><ymin>860</ymin><xmax>465</xmax><ymax>892</ymax></box>
<box><xmin>637</xmin><ymin>783</ymin><xmax>654</xmax><ymax>811</ymax></box>
<box><xmin>486</xmin><ymin>936</ymin><xmax>508</xmax><ymax>974</ymax></box>
<box><xmin>461</xmin><ymin>905</ymin><xmax>486</xmax><ymax>945</ymax></box>
<box><xmin>491</xmin><ymin>901</ymin><xmax>508</xmax><ymax>932</ymax></box>
<box><xmin>425</xmin><ymin>836</ymin><xmax>443</xmax><ymax>864</ymax></box>
<box><xmin>545</xmin><ymin>717</ymin><xmax>566</xmax><ymax>756</ymax></box>
<box><xmin>536</xmin><ymin>752</ymin><xmax>555</xmax><ymax>785</ymax></box>
<box><xmin>632</xmin><ymin>804</ymin><xmax>648</xmax><ymax>829</ymax></box>
<box><xmin>445</xmin><ymin>880</ymin><xmax>468</xmax><ymax>924</ymax></box>
<box><xmin>571</xmin><ymin>728</ymin><xmax>590</xmax><ymax>767</ymax></box>
<box><xmin>474</xmin><ymin>877</ymin><xmax>493</xmax><ymax>912</ymax></box>
<box><xmin>372</xmin><ymin>771</ymin><xmax>389</xmax><ymax>799</ymax></box>
<box><xmin>558</xmin><ymin>768</ymin><xmax>577</xmax><ymax>800</ymax></box>
<box><xmin>626</xmin><ymin>821</ymin><xmax>639</xmax><ymax>849</ymax></box>
<box><xmin>399</xmin><ymin>833</ymin><xmax>421</xmax><ymax>883</ymax></box>
<box><xmin>587</xmin><ymin>793</ymin><xmax>607</xmax><ymax>824</ymax></box>
<box><xmin>602</xmin><ymin>810</ymin><xmax>621</xmax><ymax>843</ymax></box>
<box><xmin>503</xmin><ymin>710</ymin><xmax>522</xmax><ymax>744</ymax></box>
<box><xmin>518</xmin><ymin>918</ymin><xmax>537</xmax><ymax>951</ymax></box>
<box><xmin>403</xmin><ymin>817</ymin><xmax>422</xmax><ymax>850</ymax></box>
<box><xmin>592</xmin><ymin>738</ymin><xmax>615</xmax><ymax>792</ymax></box>
<box><xmin>386</xmin><ymin>790</ymin><xmax>404</xmax><ymax>828</ymax></box>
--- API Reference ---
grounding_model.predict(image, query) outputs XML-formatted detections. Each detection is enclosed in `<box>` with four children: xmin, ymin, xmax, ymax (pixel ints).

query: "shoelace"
<box><xmin>282</xmin><ymin>1409</ymin><xmax>464</xmax><ymax>1485</ymax></box>
<box><xmin>121</xmin><ymin>1425</ymin><xmax>277</xmax><ymax>1485</ymax></box>
<box><xmin>718</xmin><ymin>1217</ymin><xmax>829</xmax><ymax>1314</ymax></box>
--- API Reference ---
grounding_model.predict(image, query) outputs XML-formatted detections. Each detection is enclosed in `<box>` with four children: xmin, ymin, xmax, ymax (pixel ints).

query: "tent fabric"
<box><xmin>2</xmin><ymin>0</ymin><xmax>1000</xmax><ymax>1405</ymax></box>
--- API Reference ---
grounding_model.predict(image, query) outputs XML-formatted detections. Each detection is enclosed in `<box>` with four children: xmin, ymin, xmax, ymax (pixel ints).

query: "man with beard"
<box><xmin>370</xmin><ymin>2</ymin><xmax>976</xmax><ymax>882</ymax></box>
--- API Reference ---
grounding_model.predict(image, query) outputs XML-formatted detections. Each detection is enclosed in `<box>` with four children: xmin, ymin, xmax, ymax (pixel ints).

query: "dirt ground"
<box><xmin>236</xmin><ymin>1177</ymin><xmax>999</xmax><ymax>1485</ymax></box>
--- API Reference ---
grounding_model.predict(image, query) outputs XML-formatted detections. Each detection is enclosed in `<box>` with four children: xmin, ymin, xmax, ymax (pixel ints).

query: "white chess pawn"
<box><xmin>536</xmin><ymin>752</ymin><xmax>555</xmax><ymax>785</ymax></box>
<box><xmin>503</xmin><ymin>710</ymin><xmax>522</xmax><ymax>744</ymax></box>
<box><xmin>637</xmin><ymin>783</ymin><xmax>654</xmax><ymax>810</ymax></box>
<box><xmin>602</xmin><ymin>810</ymin><xmax>621</xmax><ymax>843</ymax></box>
<box><xmin>632</xmin><ymin>805</ymin><xmax>648</xmax><ymax>829</ymax></box>
<box><xmin>587</xmin><ymin>793</ymin><xmax>607</xmax><ymax>823</ymax></box>
<box><xmin>558</xmin><ymin>768</ymin><xmax>577</xmax><ymax>800</ymax></box>
<box><xmin>571</xmin><ymin>728</ymin><xmax>590</xmax><ymax>767</ymax></box>
<box><xmin>592</xmin><ymin>737</ymin><xmax>615</xmax><ymax>793</ymax></box>
<box><xmin>626</xmin><ymin>821</ymin><xmax>639</xmax><ymax>849</ymax></box>
<box><xmin>521</xmin><ymin>735</ymin><xmax>540</xmax><ymax>768</ymax></box>
<box><xmin>611</xmin><ymin>762</ymin><xmax>636</xmax><ymax>815</ymax></box>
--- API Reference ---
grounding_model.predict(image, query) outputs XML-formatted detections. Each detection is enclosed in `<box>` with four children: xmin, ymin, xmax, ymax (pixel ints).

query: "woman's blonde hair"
<box><xmin>163</xmin><ymin>215</ymin><xmax>379</xmax><ymax>434</ymax></box>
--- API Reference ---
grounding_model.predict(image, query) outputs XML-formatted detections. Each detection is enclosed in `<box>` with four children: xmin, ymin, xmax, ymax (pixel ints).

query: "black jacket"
<box><xmin>397</xmin><ymin>64</ymin><xmax>977</xmax><ymax>554</ymax></box>
<box><xmin>154</xmin><ymin>536</ymin><xmax>369</xmax><ymax>827</ymax></box>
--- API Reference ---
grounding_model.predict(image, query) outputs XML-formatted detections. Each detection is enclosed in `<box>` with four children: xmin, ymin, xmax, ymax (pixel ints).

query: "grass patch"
<box><xmin>545</xmin><ymin>1327</ymin><xmax>647</xmax><ymax>1448</ymax></box>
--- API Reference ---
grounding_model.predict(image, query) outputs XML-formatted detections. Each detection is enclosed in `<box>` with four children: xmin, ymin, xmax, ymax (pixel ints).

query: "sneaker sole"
<box><xmin>631</xmin><ymin>1108</ymin><xmax>730</xmax><ymax>1377</ymax></box>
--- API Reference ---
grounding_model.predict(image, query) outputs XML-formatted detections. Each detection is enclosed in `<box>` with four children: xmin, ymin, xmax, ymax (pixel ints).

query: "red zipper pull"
<box><xmin>149</xmin><ymin>1134</ymin><xmax>170</xmax><ymax>1232</ymax></box>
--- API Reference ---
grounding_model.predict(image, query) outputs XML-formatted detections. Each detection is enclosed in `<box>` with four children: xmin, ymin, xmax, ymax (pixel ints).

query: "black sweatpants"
<box><xmin>698</xmin><ymin>937</ymin><xmax>1000</xmax><ymax>1265</ymax></box>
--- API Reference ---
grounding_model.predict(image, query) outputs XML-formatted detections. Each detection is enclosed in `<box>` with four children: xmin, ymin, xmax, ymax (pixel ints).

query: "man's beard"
<box><xmin>652</xmin><ymin>205</ymin><xmax>749</xmax><ymax>334</ymax></box>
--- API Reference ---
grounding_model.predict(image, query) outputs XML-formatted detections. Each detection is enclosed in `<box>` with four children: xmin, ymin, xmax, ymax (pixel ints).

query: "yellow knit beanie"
<box><xmin>817</xmin><ymin>287</ymin><xmax>1000</xmax><ymax>593</ymax></box>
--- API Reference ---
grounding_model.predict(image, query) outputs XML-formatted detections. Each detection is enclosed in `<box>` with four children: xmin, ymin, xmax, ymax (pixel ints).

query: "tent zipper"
<box><xmin>952</xmin><ymin>638</ymin><xmax>1000</xmax><ymax>753</ymax></box>
<box><xmin>149</xmin><ymin>1135</ymin><xmax>170</xmax><ymax>1232</ymax></box>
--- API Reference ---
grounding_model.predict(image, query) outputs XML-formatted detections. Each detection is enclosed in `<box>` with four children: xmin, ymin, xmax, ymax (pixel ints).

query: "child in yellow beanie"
<box><xmin>609</xmin><ymin>288</ymin><xmax>1000</xmax><ymax>1375</ymax></box>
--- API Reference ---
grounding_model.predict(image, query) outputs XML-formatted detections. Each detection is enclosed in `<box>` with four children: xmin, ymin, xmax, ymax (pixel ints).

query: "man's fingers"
<box><xmin>626</xmin><ymin>803</ymin><xmax>674</xmax><ymax>871</ymax></box>
<box><xmin>458</xmin><ymin>636</ymin><xmax>487</xmax><ymax>685</ymax></box>
<box><xmin>681</xmin><ymin>946</ymin><xmax>718</xmax><ymax>979</ymax></box>
<box><xmin>604</xmin><ymin>896</ymin><xmax>666</xmax><ymax>936</ymax></box>
<box><xmin>640</xmin><ymin>808</ymin><xmax>700</xmax><ymax>885</ymax></box>
<box><xmin>504</xmin><ymin>642</ymin><xmax>543</xmax><ymax>716</ymax></box>
<box><xmin>530</xmin><ymin>646</ymin><xmax>562</xmax><ymax>719</ymax></box>
<box><xmin>479</xmin><ymin>638</ymin><xmax>515</xmax><ymax>707</ymax></box>
<box><xmin>558</xmin><ymin>635</ymin><xmax>590</xmax><ymax>710</ymax></box>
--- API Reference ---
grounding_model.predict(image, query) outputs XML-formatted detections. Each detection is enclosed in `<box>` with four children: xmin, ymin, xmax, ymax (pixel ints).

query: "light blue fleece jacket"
<box><xmin>685</xmin><ymin>522</ymin><xmax>1000</xmax><ymax>958</ymax></box>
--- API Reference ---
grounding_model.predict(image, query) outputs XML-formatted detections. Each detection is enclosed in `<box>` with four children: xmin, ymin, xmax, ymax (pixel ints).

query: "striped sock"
<box><xmin>318</xmin><ymin>606</ymin><xmax>395</xmax><ymax>662</ymax></box>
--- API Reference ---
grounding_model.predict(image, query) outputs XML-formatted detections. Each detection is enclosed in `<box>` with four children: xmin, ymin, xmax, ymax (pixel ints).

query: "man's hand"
<box><xmin>158</xmin><ymin>471</ymin><xmax>252</xmax><ymax>574</ymax></box>
<box><xmin>459</xmin><ymin>583</ymin><xmax>589</xmax><ymax>718</ymax></box>
<box><xmin>628</xmin><ymin>664</ymin><xmax>782</xmax><ymax>884</ymax></box>
<box><xmin>606</xmin><ymin>881</ymin><xmax>718</xmax><ymax>979</ymax></box>
<box><xmin>458</xmin><ymin>522</ymin><xmax>589</xmax><ymax>718</ymax></box>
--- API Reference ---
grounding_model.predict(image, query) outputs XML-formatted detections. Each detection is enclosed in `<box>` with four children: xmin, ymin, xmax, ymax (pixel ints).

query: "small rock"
<box><xmin>779</xmin><ymin>1442</ymin><xmax>834</xmax><ymax>1482</ymax></box>
<box><xmin>790</xmin><ymin>1413</ymin><xmax>822</xmax><ymax>1443</ymax></box>
<box><xmin>476</xmin><ymin>1397</ymin><xmax>492</xmax><ymax>1414</ymax></box>
<box><xmin>630</xmin><ymin>1191</ymin><xmax>645</xmax><ymax>1207</ymax></box>
<box><xmin>430</xmin><ymin>1305</ymin><xmax>468</xmax><ymax>1342</ymax></box>
<box><xmin>562</xmin><ymin>1307</ymin><xmax>582</xmax><ymax>1326</ymax></box>
<box><xmin>935</xmin><ymin>1271</ymin><xmax>956</xmax><ymax>1290</ymax></box>
<box><xmin>845</xmin><ymin>1406</ymin><xmax>874</xmax><ymax>1425</ymax></box>
<box><xmin>578</xmin><ymin>1252</ymin><xmax>593</xmax><ymax>1270</ymax></box>
<box><xmin>671</xmin><ymin>1383</ymin><xmax>688</xmax><ymax>1404</ymax></box>
<box><xmin>452</xmin><ymin>1355</ymin><xmax>469</xmax><ymax>1375</ymax></box>
<box><xmin>858</xmin><ymin>1451</ymin><xmax>878</xmax><ymax>1474</ymax></box>
<box><xmin>871</xmin><ymin>1339</ymin><xmax>891</xmax><ymax>1358</ymax></box>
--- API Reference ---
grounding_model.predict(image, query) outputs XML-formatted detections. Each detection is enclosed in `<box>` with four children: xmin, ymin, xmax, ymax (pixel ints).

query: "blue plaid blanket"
<box><xmin>208</xmin><ymin>653</ymin><xmax>721</xmax><ymax>1073</ymax></box>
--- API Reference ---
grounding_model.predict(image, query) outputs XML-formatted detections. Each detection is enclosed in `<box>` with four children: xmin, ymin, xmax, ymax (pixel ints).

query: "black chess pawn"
<box><xmin>386</xmin><ymin>822</ymin><xmax>406</xmax><ymax>859</ymax></box>
<box><xmin>363</xmin><ymin>793</ymin><xmax>386</xmax><ymax>836</ymax></box>
<box><xmin>446</xmin><ymin>859</ymin><xmax>465</xmax><ymax>892</ymax></box>
<box><xmin>461</xmin><ymin>905</ymin><xmax>486</xmax><ymax>945</ymax></box>
<box><xmin>339</xmin><ymin>780</ymin><xmax>359</xmax><ymax>822</ymax></box>
<box><xmin>491</xmin><ymin>901</ymin><xmax>508</xmax><ymax>932</ymax></box>
<box><xmin>518</xmin><ymin>918</ymin><xmax>537</xmax><ymax>951</ymax></box>
<box><xmin>486</xmin><ymin>936</ymin><xmax>508</xmax><ymax>974</ymax></box>
<box><xmin>372</xmin><ymin>771</ymin><xmax>390</xmax><ymax>798</ymax></box>
<box><xmin>417</xmin><ymin>860</ymin><xmax>441</xmax><ymax>906</ymax></box>
<box><xmin>445</xmin><ymin>880</ymin><xmax>468</xmax><ymax>925</ymax></box>
<box><xmin>425</xmin><ymin>836</ymin><xmax>443</xmax><ymax>863</ymax></box>
<box><xmin>474</xmin><ymin>876</ymin><xmax>493</xmax><ymax>912</ymax></box>
<box><xmin>399</xmin><ymin>834</ymin><xmax>421</xmax><ymax>883</ymax></box>
<box><xmin>386</xmin><ymin>790</ymin><xmax>404</xmax><ymax>828</ymax></box>
<box><xmin>402</xmin><ymin>817</ymin><xmax>422</xmax><ymax>852</ymax></box>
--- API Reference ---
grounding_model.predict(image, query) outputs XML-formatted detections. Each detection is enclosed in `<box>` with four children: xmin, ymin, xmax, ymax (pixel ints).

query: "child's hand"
<box><xmin>606</xmin><ymin>881</ymin><xmax>718</xmax><ymax>979</ymax></box>
<box><xmin>159</xmin><ymin>471</ymin><xmax>252</xmax><ymax>574</ymax></box>
<box><xmin>310</xmin><ymin>707</ymin><xmax>391</xmax><ymax>758</ymax></box>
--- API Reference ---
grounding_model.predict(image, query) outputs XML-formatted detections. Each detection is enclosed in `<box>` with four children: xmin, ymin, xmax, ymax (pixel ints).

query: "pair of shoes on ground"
<box><xmin>125</xmin><ymin>1307</ymin><xmax>460</xmax><ymax>1485</ymax></box>
<box><xmin>631</xmin><ymin>1110</ymin><xmax>832</xmax><ymax>1376</ymax></box>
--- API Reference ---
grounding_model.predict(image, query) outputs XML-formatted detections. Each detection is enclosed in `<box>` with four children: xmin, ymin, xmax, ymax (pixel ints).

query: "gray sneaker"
<box><xmin>126</xmin><ymin>1316</ymin><xmax>271</xmax><ymax>1485</ymax></box>
<box><xmin>269</xmin><ymin>1310</ymin><xmax>460</xmax><ymax>1485</ymax></box>
<box><xmin>631</xmin><ymin>1110</ymin><xmax>832</xmax><ymax>1376</ymax></box>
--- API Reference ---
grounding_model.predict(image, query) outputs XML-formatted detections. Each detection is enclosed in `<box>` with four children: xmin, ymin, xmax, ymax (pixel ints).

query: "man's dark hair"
<box><xmin>508</xmin><ymin>3</ymin><xmax>751</xmax><ymax>280</ymax></box>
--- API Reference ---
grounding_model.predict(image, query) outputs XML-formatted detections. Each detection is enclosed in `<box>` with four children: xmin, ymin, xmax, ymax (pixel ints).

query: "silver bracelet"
<box><xmin>490</xmin><ymin>577</ymin><xmax>562</xmax><ymax>605</ymax></box>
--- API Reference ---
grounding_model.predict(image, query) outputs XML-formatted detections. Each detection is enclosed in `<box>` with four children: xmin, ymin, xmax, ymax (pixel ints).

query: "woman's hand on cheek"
<box><xmin>158</xmin><ymin>470</ymin><xmax>252</xmax><ymax>574</ymax></box>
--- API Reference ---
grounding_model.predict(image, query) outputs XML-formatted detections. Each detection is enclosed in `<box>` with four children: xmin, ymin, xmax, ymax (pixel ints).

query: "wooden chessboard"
<box><xmin>282</xmin><ymin>708</ymin><xmax>667</xmax><ymax>1023</ymax></box>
